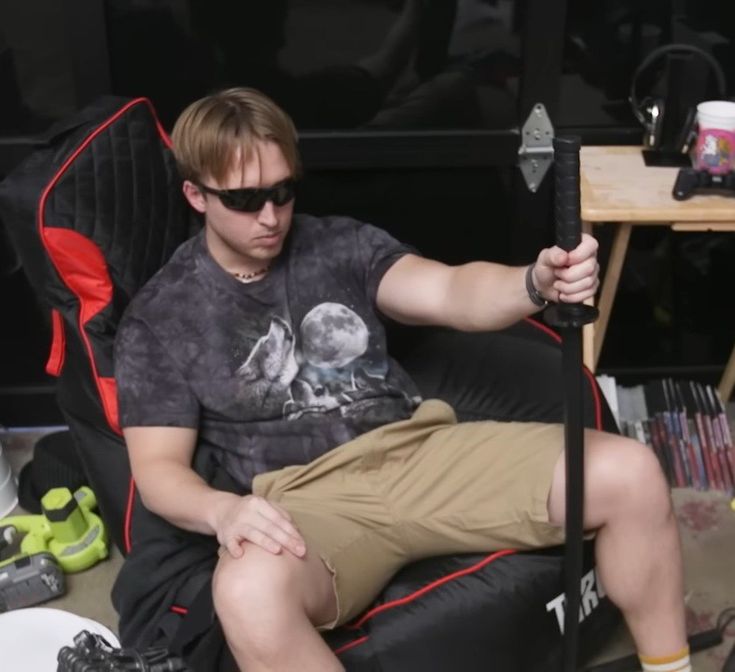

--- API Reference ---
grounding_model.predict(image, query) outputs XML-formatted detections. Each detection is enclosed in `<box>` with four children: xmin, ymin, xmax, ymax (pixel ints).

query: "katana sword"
<box><xmin>544</xmin><ymin>135</ymin><xmax>599</xmax><ymax>672</ymax></box>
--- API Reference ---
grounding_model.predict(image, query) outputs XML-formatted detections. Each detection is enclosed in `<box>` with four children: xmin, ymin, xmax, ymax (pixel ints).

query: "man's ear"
<box><xmin>182</xmin><ymin>180</ymin><xmax>207</xmax><ymax>213</ymax></box>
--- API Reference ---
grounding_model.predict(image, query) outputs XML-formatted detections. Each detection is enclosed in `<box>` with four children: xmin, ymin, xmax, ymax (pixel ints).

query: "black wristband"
<box><xmin>525</xmin><ymin>263</ymin><xmax>549</xmax><ymax>307</ymax></box>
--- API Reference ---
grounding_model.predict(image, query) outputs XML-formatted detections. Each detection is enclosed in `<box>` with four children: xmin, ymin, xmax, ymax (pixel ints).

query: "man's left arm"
<box><xmin>376</xmin><ymin>233</ymin><xmax>599</xmax><ymax>331</ymax></box>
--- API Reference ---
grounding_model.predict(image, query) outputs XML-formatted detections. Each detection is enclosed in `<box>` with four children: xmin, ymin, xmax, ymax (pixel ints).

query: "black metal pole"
<box><xmin>544</xmin><ymin>136</ymin><xmax>598</xmax><ymax>672</ymax></box>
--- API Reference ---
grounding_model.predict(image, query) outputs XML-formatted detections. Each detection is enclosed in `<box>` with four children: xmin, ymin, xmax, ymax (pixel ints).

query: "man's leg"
<box><xmin>212</xmin><ymin>542</ymin><xmax>343</xmax><ymax>672</ymax></box>
<box><xmin>547</xmin><ymin>431</ymin><xmax>688</xmax><ymax>665</ymax></box>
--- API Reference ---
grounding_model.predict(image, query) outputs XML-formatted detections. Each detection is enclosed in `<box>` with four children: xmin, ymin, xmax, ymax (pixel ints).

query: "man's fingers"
<box><xmin>245</xmin><ymin>527</ymin><xmax>284</xmax><ymax>555</ymax></box>
<box><xmin>215</xmin><ymin>496</ymin><xmax>307</xmax><ymax>558</ymax></box>
<box><xmin>225</xmin><ymin>538</ymin><xmax>245</xmax><ymax>558</ymax></box>
<box><xmin>544</xmin><ymin>234</ymin><xmax>598</xmax><ymax>269</ymax></box>
<box><xmin>554</xmin><ymin>248</ymin><xmax>570</xmax><ymax>266</ymax></box>
<box><xmin>536</xmin><ymin>247</ymin><xmax>565</xmax><ymax>271</ymax></box>
<box><xmin>223</xmin><ymin>524</ymin><xmax>303</xmax><ymax>557</ymax></box>
<box><xmin>256</xmin><ymin>516</ymin><xmax>306</xmax><ymax>556</ymax></box>
<box><xmin>254</xmin><ymin>499</ymin><xmax>304</xmax><ymax>543</ymax></box>
<box><xmin>554</xmin><ymin>258</ymin><xmax>599</xmax><ymax>284</ymax></box>
<box><xmin>269</xmin><ymin>501</ymin><xmax>293</xmax><ymax>522</ymax></box>
<box><xmin>557</xmin><ymin>277</ymin><xmax>600</xmax><ymax>303</ymax></box>
<box><xmin>556</xmin><ymin>273</ymin><xmax>598</xmax><ymax>294</ymax></box>
<box><xmin>566</xmin><ymin>233</ymin><xmax>598</xmax><ymax>264</ymax></box>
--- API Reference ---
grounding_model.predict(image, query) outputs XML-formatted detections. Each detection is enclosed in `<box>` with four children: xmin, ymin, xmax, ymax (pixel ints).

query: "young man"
<box><xmin>113</xmin><ymin>87</ymin><xmax>690</xmax><ymax>672</ymax></box>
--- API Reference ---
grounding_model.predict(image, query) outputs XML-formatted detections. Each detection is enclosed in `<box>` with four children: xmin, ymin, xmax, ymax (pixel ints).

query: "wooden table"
<box><xmin>579</xmin><ymin>145</ymin><xmax>735</xmax><ymax>401</ymax></box>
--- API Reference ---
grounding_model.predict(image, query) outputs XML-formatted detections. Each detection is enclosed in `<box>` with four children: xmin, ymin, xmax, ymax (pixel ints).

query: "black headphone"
<box><xmin>629</xmin><ymin>43</ymin><xmax>727</xmax><ymax>150</ymax></box>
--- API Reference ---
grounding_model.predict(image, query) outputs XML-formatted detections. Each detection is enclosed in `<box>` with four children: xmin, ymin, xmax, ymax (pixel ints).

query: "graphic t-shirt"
<box><xmin>114</xmin><ymin>214</ymin><xmax>422</xmax><ymax>491</ymax></box>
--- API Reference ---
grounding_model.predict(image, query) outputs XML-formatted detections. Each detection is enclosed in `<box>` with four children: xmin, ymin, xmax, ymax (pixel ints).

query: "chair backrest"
<box><xmin>0</xmin><ymin>97</ymin><xmax>194</xmax><ymax>550</ymax></box>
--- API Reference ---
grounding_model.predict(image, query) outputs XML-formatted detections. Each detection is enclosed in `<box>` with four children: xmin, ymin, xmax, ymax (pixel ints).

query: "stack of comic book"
<box><xmin>597</xmin><ymin>376</ymin><xmax>735</xmax><ymax>493</ymax></box>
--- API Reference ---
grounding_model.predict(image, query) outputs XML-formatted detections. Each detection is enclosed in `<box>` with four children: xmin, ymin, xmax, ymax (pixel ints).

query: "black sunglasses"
<box><xmin>198</xmin><ymin>178</ymin><xmax>296</xmax><ymax>213</ymax></box>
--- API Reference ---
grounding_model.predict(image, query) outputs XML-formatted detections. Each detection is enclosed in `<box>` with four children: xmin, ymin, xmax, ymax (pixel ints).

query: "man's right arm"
<box><xmin>124</xmin><ymin>425</ymin><xmax>306</xmax><ymax>558</ymax></box>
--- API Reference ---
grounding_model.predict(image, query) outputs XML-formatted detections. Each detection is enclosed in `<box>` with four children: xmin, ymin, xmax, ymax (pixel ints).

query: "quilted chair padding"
<box><xmin>0</xmin><ymin>96</ymin><xmax>194</xmax><ymax>550</ymax></box>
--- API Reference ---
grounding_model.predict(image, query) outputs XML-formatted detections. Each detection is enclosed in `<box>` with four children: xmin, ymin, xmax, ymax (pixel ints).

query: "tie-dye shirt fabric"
<box><xmin>114</xmin><ymin>214</ymin><xmax>421</xmax><ymax>492</ymax></box>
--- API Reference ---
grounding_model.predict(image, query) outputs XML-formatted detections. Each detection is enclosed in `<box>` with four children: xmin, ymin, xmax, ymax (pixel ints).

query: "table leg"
<box><xmin>582</xmin><ymin>221</ymin><xmax>596</xmax><ymax>371</ymax></box>
<box><xmin>583</xmin><ymin>222</ymin><xmax>633</xmax><ymax>372</ymax></box>
<box><xmin>718</xmin><ymin>345</ymin><xmax>735</xmax><ymax>402</ymax></box>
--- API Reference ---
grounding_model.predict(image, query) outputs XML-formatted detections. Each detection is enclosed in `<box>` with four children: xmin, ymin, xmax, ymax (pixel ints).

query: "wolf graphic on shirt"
<box><xmin>237</xmin><ymin>303</ymin><xmax>401</xmax><ymax>420</ymax></box>
<box><xmin>236</xmin><ymin>316</ymin><xmax>299</xmax><ymax>417</ymax></box>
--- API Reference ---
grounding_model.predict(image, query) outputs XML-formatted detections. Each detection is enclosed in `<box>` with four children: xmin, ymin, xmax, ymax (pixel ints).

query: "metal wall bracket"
<box><xmin>518</xmin><ymin>103</ymin><xmax>554</xmax><ymax>192</ymax></box>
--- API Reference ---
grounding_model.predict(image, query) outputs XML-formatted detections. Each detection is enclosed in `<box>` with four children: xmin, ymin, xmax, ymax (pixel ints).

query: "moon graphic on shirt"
<box><xmin>300</xmin><ymin>303</ymin><xmax>369</xmax><ymax>368</ymax></box>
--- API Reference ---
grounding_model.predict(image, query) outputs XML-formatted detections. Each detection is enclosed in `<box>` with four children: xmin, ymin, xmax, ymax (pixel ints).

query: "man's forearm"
<box><xmin>377</xmin><ymin>236</ymin><xmax>597</xmax><ymax>333</ymax></box>
<box><xmin>442</xmin><ymin>262</ymin><xmax>542</xmax><ymax>332</ymax></box>
<box><xmin>135</xmin><ymin>460</ymin><xmax>240</xmax><ymax>536</ymax></box>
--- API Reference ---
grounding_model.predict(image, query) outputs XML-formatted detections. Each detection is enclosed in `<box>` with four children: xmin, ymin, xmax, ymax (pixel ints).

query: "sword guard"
<box><xmin>544</xmin><ymin>303</ymin><xmax>598</xmax><ymax>329</ymax></box>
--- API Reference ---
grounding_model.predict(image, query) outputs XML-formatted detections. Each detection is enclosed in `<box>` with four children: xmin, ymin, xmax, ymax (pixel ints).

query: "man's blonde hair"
<box><xmin>171</xmin><ymin>87</ymin><xmax>301</xmax><ymax>185</ymax></box>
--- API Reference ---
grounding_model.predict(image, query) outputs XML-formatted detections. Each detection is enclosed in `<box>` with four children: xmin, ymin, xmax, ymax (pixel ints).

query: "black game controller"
<box><xmin>672</xmin><ymin>167</ymin><xmax>735</xmax><ymax>200</ymax></box>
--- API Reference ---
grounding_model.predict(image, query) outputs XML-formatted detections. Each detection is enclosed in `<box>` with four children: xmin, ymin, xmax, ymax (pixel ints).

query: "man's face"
<box><xmin>183</xmin><ymin>140</ymin><xmax>295</xmax><ymax>276</ymax></box>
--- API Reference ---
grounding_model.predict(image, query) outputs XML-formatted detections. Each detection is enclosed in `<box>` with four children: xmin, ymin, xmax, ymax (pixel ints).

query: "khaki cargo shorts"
<box><xmin>252</xmin><ymin>399</ymin><xmax>566</xmax><ymax>628</ymax></box>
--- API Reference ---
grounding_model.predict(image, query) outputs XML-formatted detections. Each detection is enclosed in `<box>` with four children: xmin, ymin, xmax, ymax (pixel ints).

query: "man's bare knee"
<box><xmin>213</xmin><ymin>542</ymin><xmax>336</xmax><ymax>630</ymax></box>
<box><xmin>550</xmin><ymin>432</ymin><xmax>673</xmax><ymax>529</ymax></box>
<box><xmin>597</xmin><ymin>437</ymin><xmax>670</xmax><ymax>511</ymax></box>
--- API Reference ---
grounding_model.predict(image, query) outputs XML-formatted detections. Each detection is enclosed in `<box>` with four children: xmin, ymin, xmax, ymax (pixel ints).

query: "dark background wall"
<box><xmin>1</xmin><ymin>0</ymin><xmax>733</xmax><ymax>425</ymax></box>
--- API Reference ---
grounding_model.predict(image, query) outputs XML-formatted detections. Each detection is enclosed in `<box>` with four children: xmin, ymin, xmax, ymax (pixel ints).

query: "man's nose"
<box><xmin>257</xmin><ymin>199</ymin><xmax>278</xmax><ymax>226</ymax></box>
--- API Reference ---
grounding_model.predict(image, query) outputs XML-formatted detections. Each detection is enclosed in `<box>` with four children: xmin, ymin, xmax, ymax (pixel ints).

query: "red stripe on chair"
<box><xmin>524</xmin><ymin>317</ymin><xmax>603</xmax><ymax>431</ymax></box>
<box><xmin>97</xmin><ymin>376</ymin><xmax>121</xmax><ymax>435</ymax></box>
<box><xmin>333</xmin><ymin>636</ymin><xmax>370</xmax><ymax>657</ymax></box>
<box><xmin>524</xmin><ymin>316</ymin><xmax>562</xmax><ymax>343</ymax></box>
<box><xmin>45</xmin><ymin>309</ymin><xmax>66</xmax><ymax>376</ymax></box>
<box><xmin>124</xmin><ymin>476</ymin><xmax>136</xmax><ymax>553</ymax></box>
<box><xmin>345</xmin><ymin>549</ymin><xmax>516</xmax><ymax>630</ymax></box>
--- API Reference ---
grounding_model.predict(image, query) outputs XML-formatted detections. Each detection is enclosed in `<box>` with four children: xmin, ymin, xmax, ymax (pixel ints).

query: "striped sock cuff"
<box><xmin>639</xmin><ymin>646</ymin><xmax>691</xmax><ymax>672</ymax></box>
